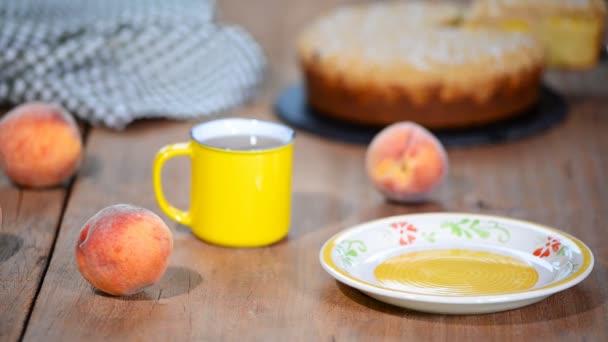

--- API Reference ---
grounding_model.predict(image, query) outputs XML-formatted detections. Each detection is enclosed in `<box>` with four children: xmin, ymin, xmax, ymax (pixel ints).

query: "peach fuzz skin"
<box><xmin>366</xmin><ymin>122</ymin><xmax>448</xmax><ymax>202</ymax></box>
<box><xmin>0</xmin><ymin>102</ymin><xmax>83</xmax><ymax>187</ymax></box>
<box><xmin>76</xmin><ymin>204</ymin><xmax>173</xmax><ymax>296</ymax></box>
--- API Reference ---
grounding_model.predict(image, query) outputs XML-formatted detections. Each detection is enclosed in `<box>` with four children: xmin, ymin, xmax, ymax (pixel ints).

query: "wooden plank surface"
<box><xmin>20</xmin><ymin>101</ymin><xmax>608</xmax><ymax>341</ymax></box>
<box><xmin>0</xmin><ymin>117</ymin><xmax>87</xmax><ymax>342</ymax></box>
<box><xmin>0</xmin><ymin>144</ymin><xmax>73</xmax><ymax>341</ymax></box>
<box><xmin>19</xmin><ymin>0</ymin><xmax>608</xmax><ymax>340</ymax></box>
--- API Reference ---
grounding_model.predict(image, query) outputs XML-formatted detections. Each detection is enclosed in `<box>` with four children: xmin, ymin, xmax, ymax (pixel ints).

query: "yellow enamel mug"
<box><xmin>153</xmin><ymin>118</ymin><xmax>294</xmax><ymax>247</ymax></box>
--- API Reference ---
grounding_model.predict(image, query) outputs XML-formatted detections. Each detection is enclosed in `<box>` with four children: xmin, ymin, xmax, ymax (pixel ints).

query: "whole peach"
<box><xmin>76</xmin><ymin>204</ymin><xmax>174</xmax><ymax>296</ymax></box>
<box><xmin>366</xmin><ymin>122</ymin><xmax>448</xmax><ymax>202</ymax></box>
<box><xmin>0</xmin><ymin>102</ymin><xmax>83</xmax><ymax>187</ymax></box>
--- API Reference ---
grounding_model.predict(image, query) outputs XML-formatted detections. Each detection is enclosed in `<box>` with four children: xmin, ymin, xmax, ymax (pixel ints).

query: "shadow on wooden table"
<box><xmin>78</xmin><ymin>154</ymin><xmax>102</xmax><ymax>179</ymax></box>
<box><xmin>0</xmin><ymin>233</ymin><xmax>23</xmax><ymax>263</ymax></box>
<box><xmin>93</xmin><ymin>266</ymin><xmax>203</xmax><ymax>301</ymax></box>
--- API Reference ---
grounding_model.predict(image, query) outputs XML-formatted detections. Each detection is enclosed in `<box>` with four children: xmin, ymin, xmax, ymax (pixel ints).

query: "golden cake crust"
<box><xmin>297</xmin><ymin>1</ymin><xmax>545</xmax><ymax>129</ymax></box>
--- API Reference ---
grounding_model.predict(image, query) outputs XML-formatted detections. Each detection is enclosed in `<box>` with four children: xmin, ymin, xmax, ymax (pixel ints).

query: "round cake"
<box><xmin>297</xmin><ymin>1</ymin><xmax>545</xmax><ymax>129</ymax></box>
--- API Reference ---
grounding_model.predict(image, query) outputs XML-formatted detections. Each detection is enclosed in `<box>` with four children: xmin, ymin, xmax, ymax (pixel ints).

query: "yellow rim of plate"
<box><xmin>321</xmin><ymin>213</ymin><xmax>593</xmax><ymax>298</ymax></box>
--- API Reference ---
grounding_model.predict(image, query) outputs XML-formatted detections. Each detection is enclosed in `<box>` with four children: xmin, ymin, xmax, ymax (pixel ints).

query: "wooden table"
<box><xmin>1</xmin><ymin>1</ymin><xmax>607</xmax><ymax>340</ymax></box>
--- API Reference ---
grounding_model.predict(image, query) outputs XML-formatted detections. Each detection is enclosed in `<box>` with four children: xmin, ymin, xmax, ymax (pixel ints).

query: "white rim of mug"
<box><xmin>190</xmin><ymin>118</ymin><xmax>295</xmax><ymax>152</ymax></box>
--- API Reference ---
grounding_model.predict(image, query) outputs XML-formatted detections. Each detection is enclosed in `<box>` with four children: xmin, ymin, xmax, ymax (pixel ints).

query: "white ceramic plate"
<box><xmin>320</xmin><ymin>213</ymin><xmax>593</xmax><ymax>314</ymax></box>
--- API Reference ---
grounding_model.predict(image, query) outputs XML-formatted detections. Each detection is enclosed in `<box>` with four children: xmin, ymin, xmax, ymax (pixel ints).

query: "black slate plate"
<box><xmin>274</xmin><ymin>84</ymin><xmax>568</xmax><ymax>147</ymax></box>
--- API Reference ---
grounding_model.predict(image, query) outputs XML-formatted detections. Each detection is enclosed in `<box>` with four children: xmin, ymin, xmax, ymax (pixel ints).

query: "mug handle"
<box><xmin>153</xmin><ymin>142</ymin><xmax>193</xmax><ymax>227</ymax></box>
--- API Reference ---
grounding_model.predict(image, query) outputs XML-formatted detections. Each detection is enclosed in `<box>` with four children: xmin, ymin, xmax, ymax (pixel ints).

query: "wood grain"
<box><xmin>0</xmin><ymin>114</ymin><xmax>86</xmax><ymax>342</ymax></box>
<box><xmin>0</xmin><ymin>163</ymin><xmax>70</xmax><ymax>342</ymax></box>
<box><xmin>19</xmin><ymin>0</ymin><xmax>608</xmax><ymax>340</ymax></box>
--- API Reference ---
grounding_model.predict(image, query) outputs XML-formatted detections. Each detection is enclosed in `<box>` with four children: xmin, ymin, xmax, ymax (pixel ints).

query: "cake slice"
<box><xmin>467</xmin><ymin>0</ymin><xmax>607</xmax><ymax>69</ymax></box>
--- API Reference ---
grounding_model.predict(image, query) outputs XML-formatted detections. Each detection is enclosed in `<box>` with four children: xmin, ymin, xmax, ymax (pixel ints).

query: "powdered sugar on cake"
<box><xmin>303</xmin><ymin>2</ymin><xmax>539</xmax><ymax>71</ymax></box>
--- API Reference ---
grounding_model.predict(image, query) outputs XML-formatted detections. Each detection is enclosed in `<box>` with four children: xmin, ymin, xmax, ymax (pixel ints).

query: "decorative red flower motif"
<box><xmin>390</xmin><ymin>221</ymin><xmax>418</xmax><ymax>246</ymax></box>
<box><xmin>533</xmin><ymin>236</ymin><xmax>562</xmax><ymax>258</ymax></box>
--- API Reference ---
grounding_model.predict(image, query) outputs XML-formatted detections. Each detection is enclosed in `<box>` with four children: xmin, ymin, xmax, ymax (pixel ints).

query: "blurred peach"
<box><xmin>0</xmin><ymin>102</ymin><xmax>82</xmax><ymax>187</ymax></box>
<box><xmin>366</xmin><ymin>122</ymin><xmax>448</xmax><ymax>202</ymax></box>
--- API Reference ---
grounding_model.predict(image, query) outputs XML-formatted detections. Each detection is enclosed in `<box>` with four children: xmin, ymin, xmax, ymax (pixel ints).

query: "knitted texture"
<box><xmin>0</xmin><ymin>0</ymin><xmax>266</xmax><ymax>128</ymax></box>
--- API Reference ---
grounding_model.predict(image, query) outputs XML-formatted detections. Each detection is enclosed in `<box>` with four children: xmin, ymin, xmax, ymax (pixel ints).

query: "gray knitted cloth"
<box><xmin>0</xmin><ymin>0</ymin><xmax>266</xmax><ymax>129</ymax></box>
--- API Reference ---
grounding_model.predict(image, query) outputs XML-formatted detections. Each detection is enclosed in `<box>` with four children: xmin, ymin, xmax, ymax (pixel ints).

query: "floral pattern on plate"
<box><xmin>320</xmin><ymin>213</ymin><xmax>594</xmax><ymax>314</ymax></box>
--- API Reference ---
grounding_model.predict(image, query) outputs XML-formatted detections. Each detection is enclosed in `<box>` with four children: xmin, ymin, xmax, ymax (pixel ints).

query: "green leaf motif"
<box><xmin>556</xmin><ymin>245</ymin><xmax>572</xmax><ymax>258</ymax></box>
<box><xmin>421</xmin><ymin>231</ymin><xmax>436</xmax><ymax>243</ymax></box>
<box><xmin>472</xmin><ymin>228</ymin><xmax>490</xmax><ymax>239</ymax></box>
<box><xmin>335</xmin><ymin>240</ymin><xmax>367</xmax><ymax>268</ymax></box>
<box><xmin>440</xmin><ymin>219</ymin><xmax>511</xmax><ymax>243</ymax></box>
